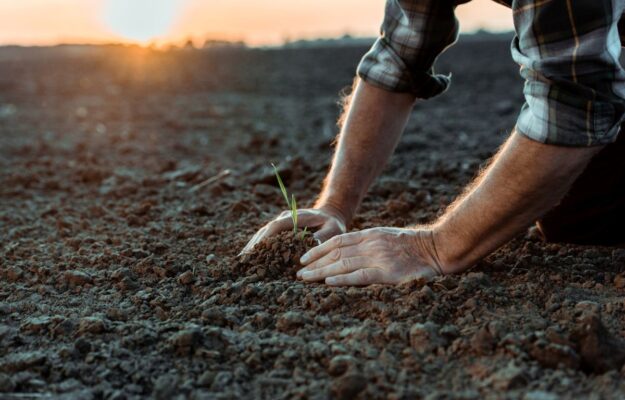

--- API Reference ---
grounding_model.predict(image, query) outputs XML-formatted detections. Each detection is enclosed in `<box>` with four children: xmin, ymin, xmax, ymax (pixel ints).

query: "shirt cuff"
<box><xmin>515</xmin><ymin>82</ymin><xmax>625</xmax><ymax>147</ymax></box>
<box><xmin>356</xmin><ymin>37</ymin><xmax>451</xmax><ymax>99</ymax></box>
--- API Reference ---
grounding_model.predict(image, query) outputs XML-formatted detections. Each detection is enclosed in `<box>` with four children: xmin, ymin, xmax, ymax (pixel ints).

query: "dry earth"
<box><xmin>1</xmin><ymin>37</ymin><xmax>625</xmax><ymax>399</ymax></box>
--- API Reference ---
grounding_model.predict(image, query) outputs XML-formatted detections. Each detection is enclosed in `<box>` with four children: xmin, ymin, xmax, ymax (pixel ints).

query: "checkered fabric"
<box><xmin>357</xmin><ymin>0</ymin><xmax>625</xmax><ymax>146</ymax></box>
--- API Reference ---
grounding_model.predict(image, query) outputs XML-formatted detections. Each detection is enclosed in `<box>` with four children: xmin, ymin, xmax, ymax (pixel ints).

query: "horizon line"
<box><xmin>0</xmin><ymin>28</ymin><xmax>515</xmax><ymax>50</ymax></box>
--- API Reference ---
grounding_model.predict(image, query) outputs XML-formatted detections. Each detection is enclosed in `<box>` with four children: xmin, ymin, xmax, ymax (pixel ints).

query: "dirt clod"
<box><xmin>177</xmin><ymin>271</ymin><xmax>195</xmax><ymax>285</ymax></box>
<box><xmin>237</xmin><ymin>230</ymin><xmax>316</xmax><ymax>280</ymax></box>
<box><xmin>331</xmin><ymin>373</ymin><xmax>368</xmax><ymax>400</ymax></box>
<box><xmin>0</xmin><ymin>373</ymin><xmax>16</xmax><ymax>392</ymax></box>
<box><xmin>572</xmin><ymin>311</ymin><xmax>625</xmax><ymax>373</ymax></box>
<box><xmin>63</xmin><ymin>270</ymin><xmax>93</xmax><ymax>286</ymax></box>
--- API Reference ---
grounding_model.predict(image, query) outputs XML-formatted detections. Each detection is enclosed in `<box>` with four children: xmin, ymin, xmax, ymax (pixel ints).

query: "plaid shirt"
<box><xmin>357</xmin><ymin>0</ymin><xmax>625</xmax><ymax>146</ymax></box>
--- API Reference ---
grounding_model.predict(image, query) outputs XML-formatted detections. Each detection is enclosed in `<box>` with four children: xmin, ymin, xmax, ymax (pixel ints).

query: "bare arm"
<box><xmin>299</xmin><ymin>131</ymin><xmax>603</xmax><ymax>285</ymax></box>
<box><xmin>315</xmin><ymin>78</ymin><xmax>416</xmax><ymax>225</ymax></box>
<box><xmin>433</xmin><ymin>131</ymin><xmax>602</xmax><ymax>273</ymax></box>
<box><xmin>240</xmin><ymin>79</ymin><xmax>416</xmax><ymax>252</ymax></box>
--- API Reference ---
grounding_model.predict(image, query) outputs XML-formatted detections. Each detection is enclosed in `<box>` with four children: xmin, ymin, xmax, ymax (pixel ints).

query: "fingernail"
<box><xmin>296</xmin><ymin>268</ymin><xmax>306</xmax><ymax>278</ymax></box>
<box><xmin>300</xmin><ymin>253</ymin><xmax>310</xmax><ymax>264</ymax></box>
<box><xmin>326</xmin><ymin>277</ymin><xmax>336</xmax><ymax>285</ymax></box>
<box><xmin>301</xmin><ymin>271</ymin><xmax>313</xmax><ymax>280</ymax></box>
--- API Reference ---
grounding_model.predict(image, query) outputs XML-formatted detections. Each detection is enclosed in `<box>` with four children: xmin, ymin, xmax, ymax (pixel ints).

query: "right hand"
<box><xmin>239</xmin><ymin>206</ymin><xmax>347</xmax><ymax>255</ymax></box>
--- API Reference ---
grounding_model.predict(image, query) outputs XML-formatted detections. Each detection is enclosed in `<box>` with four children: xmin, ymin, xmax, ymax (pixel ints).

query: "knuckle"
<box><xmin>328</xmin><ymin>235</ymin><xmax>341</xmax><ymax>248</ymax></box>
<box><xmin>335</xmin><ymin>235</ymin><xmax>343</xmax><ymax>248</ymax></box>
<box><xmin>330</xmin><ymin>248</ymin><xmax>341</xmax><ymax>262</ymax></box>
<box><xmin>340</xmin><ymin>257</ymin><xmax>353</xmax><ymax>271</ymax></box>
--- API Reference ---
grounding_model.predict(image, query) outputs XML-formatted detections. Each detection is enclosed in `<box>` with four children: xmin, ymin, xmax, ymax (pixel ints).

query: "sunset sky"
<box><xmin>0</xmin><ymin>0</ymin><xmax>513</xmax><ymax>47</ymax></box>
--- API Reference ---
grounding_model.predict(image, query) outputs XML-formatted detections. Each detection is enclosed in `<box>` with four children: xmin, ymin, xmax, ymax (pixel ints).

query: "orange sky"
<box><xmin>0</xmin><ymin>0</ymin><xmax>512</xmax><ymax>46</ymax></box>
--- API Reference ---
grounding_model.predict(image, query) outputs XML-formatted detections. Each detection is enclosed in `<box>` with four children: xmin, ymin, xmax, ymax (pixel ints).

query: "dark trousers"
<box><xmin>537</xmin><ymin>130</ymin><xmax>625</xmax><ymax>246</ymax></box>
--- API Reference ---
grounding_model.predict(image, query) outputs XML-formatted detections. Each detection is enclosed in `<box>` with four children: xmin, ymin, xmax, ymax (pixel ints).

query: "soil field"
<box><xmin>2</xmin><ymin>37</ymin><xmax>625</xmax><ymax>399</ymax></box>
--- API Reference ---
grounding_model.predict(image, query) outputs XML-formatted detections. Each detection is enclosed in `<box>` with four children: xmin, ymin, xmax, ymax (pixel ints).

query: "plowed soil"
<box><xmin>1</xmin><ymin>38</ymin><xmax>625</xmax><ymax>399</ymax></box>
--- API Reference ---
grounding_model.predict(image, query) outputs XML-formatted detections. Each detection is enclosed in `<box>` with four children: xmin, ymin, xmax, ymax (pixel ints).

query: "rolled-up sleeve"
<box><xmin>357</xmin><ymin>0</ymin><xmax>463</xmax><ymax>99</ymax></box>
<box><xmin>511</xmin><ymin>1</ymin><xmax>625</xmax><ymax>146</ymax></box>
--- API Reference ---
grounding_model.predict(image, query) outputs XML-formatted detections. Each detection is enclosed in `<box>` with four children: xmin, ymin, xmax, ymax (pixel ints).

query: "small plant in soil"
<box><xmin>272</xmin><ymin>163</ymin><xmax>308</xmax><ymax>239</ymax></box>
<box><xmin>235</xmin><ymin>164</ymin><xmax>316</xmax><ymax>280</ymax></box>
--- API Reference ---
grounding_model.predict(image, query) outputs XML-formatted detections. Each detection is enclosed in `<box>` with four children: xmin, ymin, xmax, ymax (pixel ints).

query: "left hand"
<box><xmin>296</xmin><ymin>227</ymin><xmax>444</xmax><ymax>286</ymax></box>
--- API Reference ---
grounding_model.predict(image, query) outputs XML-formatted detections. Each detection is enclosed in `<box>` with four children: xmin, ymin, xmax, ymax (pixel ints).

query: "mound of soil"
<box><xmin>572</xmin><ymin>309</ymin><xmax>625</xmax><ymax>374</ymax></box>
<box><xmin>237</xmin><ymin>230</ymin><xmax>317</xmax><ymax>280</ymax></box>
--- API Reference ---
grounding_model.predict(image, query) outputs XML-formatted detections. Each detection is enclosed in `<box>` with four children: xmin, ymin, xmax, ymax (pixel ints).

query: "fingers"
<box><xmin>300</xmin><ymin>231</ymin><xmax>364</xmax><ymax>265</ymax></box>
<box><xmin>299</xmin><ymin>256</ymin><xmax>369</xmax><ymax>282</ymax></box>
<box><xmin>297</xmin><ymin>245</ymin><xmax>361</xmax><ymax>278</ymax></box>
<box><xmin>313</xmin><ymin>225</ymin><xmax>343</xmax><ymax>244</ymax></box>
<box><xmin>326</xmin><ymin>268</ymin><xmax>384</xmax><ymax>286</ymax></box>
<box><xmin>239</xmin><ymin>209</ymin><xmax>333</xmax><ymax>255</ymax></box>
<box><xmin>239</xmin><ymin>225</ymin><xmax>269</xmax><ymax>255</ymax></box>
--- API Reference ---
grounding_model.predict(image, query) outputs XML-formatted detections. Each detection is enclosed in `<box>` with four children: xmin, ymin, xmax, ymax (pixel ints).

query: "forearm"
<box><xmin>433</xmin><ymin>131</ymin><xmax>603</xmax><ymax>273</ymax></box>
<box><xmin>315</xmin><ymin>79</ymin><xmax>416</xmax><ymax>225</ymax></box>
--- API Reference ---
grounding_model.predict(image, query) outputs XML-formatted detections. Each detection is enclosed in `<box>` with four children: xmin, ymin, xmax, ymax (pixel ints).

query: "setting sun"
<box><xmin>102</xmin><ymin>0</ymin><xmax>184</xmax><ymax>43</ymax></box>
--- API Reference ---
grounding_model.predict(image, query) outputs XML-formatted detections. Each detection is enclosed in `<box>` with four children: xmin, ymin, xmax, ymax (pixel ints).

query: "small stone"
<box><xmin>459</xmin><ymin>272</ymin><xmax>491</xmax><ymax>291</ymax></box>
<box><xmin>575</xmin><ymin>301</ymin><xmax>600</xmax><ymax>314</ymax></box>
<box><xmin>529</xmin><ymin>341</ymin><xmax>580</xmax><ymax>370</ymax></box>
<box><xmin>384</xmin><ymin>322</ymin><xmax>408</xmax><ymax>342</ymax></box>
<box><xmin>0</xmin><ymin>373</ymin><xmax>16</xmax><ymax>392</ymax></box>
<box><xmin>177</xmin><ymin>271</ymin><xmax>195</xmax><ymax>285</ymax></box>
<box><xmin>409</xmin><ymin>322</ymin><xmax>445</xmax><ymax>353</ymax></box>
<box><xmin>485</xmin><ymin>363</ymin><xmax>528</xmax><ymax>390</ymax></box>
<box><xmin>78</xmin><ymin>316</ymin><xmax>108</xmax><ymax>335</ymax></box>
<box><xmin>440</xmin><ymin>324</ymin><xmax>460</xmax><ymax>341</ymax></box>
<box><xmin>614</xmin><ymin>274</ymin><xmax>625</xmax><ymax>289</ymax></box>
<box><xmin>197</xmin><ymin>371</ymin><xmax>216</xmax><ymax>387</ymax></box>
<box><xmin>169</xmin><ymin>327</ymin><xmax>203</xmax><ymax>356</ymax></box>
<box><xmin>307</xmin><ymin>341</ymin><xmax>329</xmax><ymax>360</ymax></box>
<box><xmin>6</xmin><ymin>266</ymin><xmax>23</xmax><ymax>282</ymax></box>
<box><xmin>111</xmin><ymin>267</ymin><xmax>131</xmax><ymax>281</ymax></box>
<box><xmin>201</xmin><ymin>307</ymin><xmax>227</xmax><ymax>326</ymax></box>
<box><xmin>328</xmin><ymin>355</ymin><xmax>358</xmax><ymax>377</ymax></box>
<box><xmin>74</xmin><ymin>337</ymin><xmax>92</xmax><ymax>355</ymax></box>
<box><xmin>523</xmin><ymin>390</ymin><xmax>559</xmax><ymax>400</ymax></box>
<box><xmin>64</xmin><ymin>270</ymin><xmax>93</xmax><ymax>286</ymax></box>
<box><xmin>572</xmin><ymin>311</ymin><xmax>625</xmax><ymax>373</ymax></box>
<box><xmin>470</xmin><ymin>324</ymin><xmax>497</xmax><ymax>355</ymax></box>
<box><xmin>152</xmin><ymin>374</ymin><xmax>179</xmax><ymax>400</ymax></box>
<box><xmin>276</xmin><ymin>311</ymin><xmax>308</xmax><ymax>332</ymax></box>
<box><xmin>331</xmin><ymin>373</ymin><xmax>367</xmax><ymax>400</ymax></box>
<box><xmin>210</xmin><ymin>371</ymin><xmax>233</xmax><ymax>391</ymax></box>
<box><xmin>21</xmin><ymin>316</ymin><xmax>55</xmax><ymax>334</ymax></box>
<box><xmin>58</xmin><ymin>378</ymin><xmax>82</xmax><ymax>392</ymax></box>
<box><xmin>0</xmin><ymin>351</ymin><xmax>47</xmax><ymax>372</ymax></box>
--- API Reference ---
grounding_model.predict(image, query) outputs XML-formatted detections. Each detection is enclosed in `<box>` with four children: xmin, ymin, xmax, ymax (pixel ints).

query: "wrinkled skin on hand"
<box><xmin>297</xmin><ymin>227</ymin><xmax>443</xmax><ymax>286</ymax></box>
<box><xmin>239</xmin><ymin>207</ymin><xmax>346</xmax><ymax>255</ymax></box>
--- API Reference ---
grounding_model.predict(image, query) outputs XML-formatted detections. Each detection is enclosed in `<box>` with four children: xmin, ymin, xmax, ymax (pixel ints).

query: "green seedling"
<box><xmin>291</xmin><ymin>194</ymin><xmax>298</xmax><ymax>233</ymax></box>
<box><xmin>271</xmin><ymin>163</ymin><xmax>308</xmax><ymax>238</ymax></box>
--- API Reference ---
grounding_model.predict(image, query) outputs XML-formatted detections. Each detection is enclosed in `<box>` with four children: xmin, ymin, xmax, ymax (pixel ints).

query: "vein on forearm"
<box><xmin>433</xmin><ymin>130</ymin><xmax>602</xmax><ymax>272</ymax></box>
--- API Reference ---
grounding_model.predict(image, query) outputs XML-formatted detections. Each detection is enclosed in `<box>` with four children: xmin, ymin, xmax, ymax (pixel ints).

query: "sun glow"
<box><xmin>102</xmin><ymin>0</ymin><xmax>184</xmax><ymax>43</ymax></box>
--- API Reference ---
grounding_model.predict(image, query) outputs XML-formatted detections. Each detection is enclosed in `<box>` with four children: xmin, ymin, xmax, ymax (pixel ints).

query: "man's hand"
<box><xmin>239</xmin><ymin>206</ymin><xmax>347</xmax><ymax>255</ymax></box>
<box><xmin>240</xmin><ymin>80</ymin><xmax>415</xmax><ymax>257</ymax></box>
<box><xmin>296</xmin><ymin>227</ymin><xmax>443</xmax><ymax>286</ymax></box>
